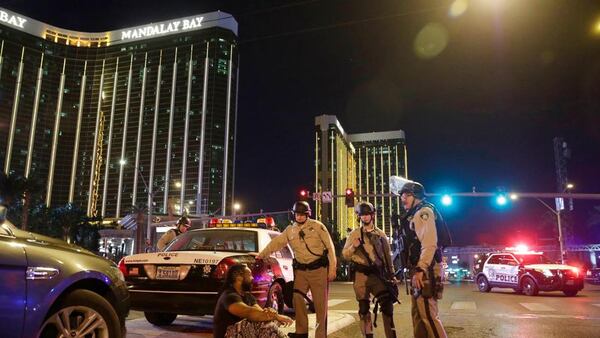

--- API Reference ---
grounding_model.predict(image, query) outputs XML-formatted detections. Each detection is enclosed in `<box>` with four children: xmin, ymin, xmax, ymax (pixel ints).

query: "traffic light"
<box><xmin>496</xmin><ymin>194</ymin><xmax>508</xmax><ymax>206</ymax></box>
<box><xmin>441</xmin><ymin>194</ymin><xmax>453</xmax><ymax>206</ymax></box>
<box><xmin>299</xmin><ymin>189</ymin><xmax>310</xmax><ymax>201</ymax></box>
<box><xmin>345</xmin><ymin>188</ymin><xmax>355</xmax><ymax>207</ymax></box>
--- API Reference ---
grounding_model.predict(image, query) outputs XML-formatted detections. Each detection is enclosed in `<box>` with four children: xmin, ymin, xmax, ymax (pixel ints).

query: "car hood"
<box><xmin>525</xmin><ymin>264</ymin><xmax>577</xmax><ymax>270</ymax></box>
<box><xmin>10</xmin><ymin>224</ymin><xmax>96</xmax><ymax>257</ymax></box>
<box><xmin>124</xmin><ymin>251</ymin><xmax>254</xmax><ymax>265</ymax></box>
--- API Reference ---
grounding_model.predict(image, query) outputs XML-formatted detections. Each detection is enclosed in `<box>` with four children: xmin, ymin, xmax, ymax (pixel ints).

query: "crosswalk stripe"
<box><xmin>328</xmin><ymin>299</ymin><xmax>350</xmax><ymax>307</ymax></box>
<box><xmin>520</xmin><ymin>303</ymin><xmax>556</xmax><ymax>312</ymax></box>
<box><xmin>450</xmin><ymin>301</ymin><xmax>477</xmax><ymax>311</ymax></box>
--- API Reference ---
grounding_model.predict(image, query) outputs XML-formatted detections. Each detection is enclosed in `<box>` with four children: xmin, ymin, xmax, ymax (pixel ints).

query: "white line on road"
<box><xmin>593</xmin><ymin>304</ymin><xmax>600</xmax><ymax>308</ymax></box>
<box><xmin>329</xmin><ymin>299</ymin><xmax>351</xmax><ymax>307</ymax></box>
<box><xmin>519</xmin><ymin>303</ymin><xmax>557</xmax><ymax>312</ymax></box>
<box><xmin>450</xmin><ymin>301</ymin><xmax>477</xmax><ymax>311</ymax></box>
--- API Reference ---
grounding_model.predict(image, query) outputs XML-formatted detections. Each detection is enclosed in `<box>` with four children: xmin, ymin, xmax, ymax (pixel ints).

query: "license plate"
<box><xmin>156</xmin><ymin>266</ymin><xmax>180</xmax><ymax>280</ymax></box>
<box><xmin>566</xmin><ymin>280</ymin><xmax>574</xmax><ymax>285</ymax></box>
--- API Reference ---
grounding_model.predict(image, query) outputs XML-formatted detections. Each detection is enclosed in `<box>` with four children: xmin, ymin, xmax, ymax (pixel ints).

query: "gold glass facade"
<box><xmin>315</xmin><ymin>115</ymin><xmax>406</xmax><ymax>239</ymax></box>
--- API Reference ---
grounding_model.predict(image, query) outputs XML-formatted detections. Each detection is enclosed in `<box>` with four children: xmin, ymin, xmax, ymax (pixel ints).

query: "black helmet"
<box><xmin>355</xmin><ymin>201</ymin><xmax>376</xmax><ymax>216</ymax></box>
<box><xmin>177</xmin><ymin>216</ymin><xmax>192</xmax><ymax>228</ymax></box>
<box><xmin>291</xmin><ymin>201</ymin><xmax>311</xmax><ymax>216</ymax></box>
<box><xmin>399</xmin><ymin>181</ymin><xmax>426</xmax><ymax>199</ymax></box>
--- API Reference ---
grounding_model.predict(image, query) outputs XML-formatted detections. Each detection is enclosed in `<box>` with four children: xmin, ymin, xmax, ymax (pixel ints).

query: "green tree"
<box><xmin>0</xmin><ymin>172</ymin><xmax>43</xmax><ymax>230</ymax></box>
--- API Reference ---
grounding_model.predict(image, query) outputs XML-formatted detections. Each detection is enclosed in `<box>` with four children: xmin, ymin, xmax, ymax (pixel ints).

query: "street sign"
<box><xmin>555</xmin><ymin>197</ymin><xmax>565</xmax><ymax>211</ymax></box>
<box><xmin>312</xmin><ymin>192</ymin><xmax>321</xmax><ymax>202</ymax></box>
<box><xmin>322</xmin><ymin>191</ymin><xmax>333</xmax><ymax>203</ymax></box>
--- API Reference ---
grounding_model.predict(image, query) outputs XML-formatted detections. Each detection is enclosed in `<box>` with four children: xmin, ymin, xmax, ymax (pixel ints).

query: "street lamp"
<box><xmin>233</xmin><ymin>203</ymin><xmax>241</xmax><ymax>216</ymax></box>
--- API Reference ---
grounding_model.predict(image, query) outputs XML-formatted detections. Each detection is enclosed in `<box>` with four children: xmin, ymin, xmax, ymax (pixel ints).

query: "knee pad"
<box><xmin>358</xmin><ymin>299</ymin><xmax>370</xmax><ymax>316</ymax></box>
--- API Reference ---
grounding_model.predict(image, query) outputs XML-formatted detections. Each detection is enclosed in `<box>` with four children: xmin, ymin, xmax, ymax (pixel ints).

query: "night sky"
<box><xmin>3</xmin><ymin>0</ymin><xmax>600</xmax><ymax>245</ymax></box>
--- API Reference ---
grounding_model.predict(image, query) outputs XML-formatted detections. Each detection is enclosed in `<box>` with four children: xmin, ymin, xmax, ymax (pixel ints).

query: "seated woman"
<box><xmin>213</xmin><ymin>263</ymin><xmax>293</xmax><ymax>338</ymax></box>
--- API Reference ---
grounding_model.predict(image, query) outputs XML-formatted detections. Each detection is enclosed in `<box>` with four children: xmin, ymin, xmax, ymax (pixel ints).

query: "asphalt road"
<box><xmin>126</xmin><ymin>281</ymin><xmax>600</xmax><ymax>337</ymax></box>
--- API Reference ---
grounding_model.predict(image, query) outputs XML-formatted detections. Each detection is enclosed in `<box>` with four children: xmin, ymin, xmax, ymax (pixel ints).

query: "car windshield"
<box><xmin>166</xmin><ymin>229</ymin><xmax>258</xmax><ymax>253</ymax></box>
<box><xmin>515</xmin><ymin>254</ymin><xmax>553</xmax><ymax>265</ymax></box>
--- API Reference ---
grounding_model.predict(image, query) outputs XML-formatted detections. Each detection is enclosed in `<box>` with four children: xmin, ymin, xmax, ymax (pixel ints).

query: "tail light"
<box><xmin>118</xmin><ymin>258</ymin><xmax>128</xmax><ymax>277</ymax></box>
<box><xmin>212</xmin><ymin>258</ymin><xmax>236</xmax><ymax>279</ymax></box>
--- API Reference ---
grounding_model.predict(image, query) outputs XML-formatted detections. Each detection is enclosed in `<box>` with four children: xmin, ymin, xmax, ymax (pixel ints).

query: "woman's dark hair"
<box><xmin>224</xmin><ymin>263</ymin><xmax>248</xmax><ymax>289</ymax></box>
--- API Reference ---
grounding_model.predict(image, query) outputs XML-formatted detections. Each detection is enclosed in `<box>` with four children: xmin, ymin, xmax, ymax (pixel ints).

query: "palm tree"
<box><xmin>0</xmin><ymin>172</ymin><xmax>42</xmax><ymax>230</ymax></box>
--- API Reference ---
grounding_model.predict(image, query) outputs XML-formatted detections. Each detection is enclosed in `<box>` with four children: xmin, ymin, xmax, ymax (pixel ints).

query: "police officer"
<box><xmin>391</xmin><ymin>176</ymin><xmax>447</xmax><ymax>338</ymax></box>
<box><xmin>157</xmin><ymin>216</ymin><xmax>191</xmax><ymax>251</ymax></box>
<box><xmin>257</xmin><ymin>201</ymin><xmax>336</xmax><ymax>338</ymax></box>
<box><xmin>342</xmin><ymin>202</ymin><xmax>397</xmax><ymax>338</ymax></box>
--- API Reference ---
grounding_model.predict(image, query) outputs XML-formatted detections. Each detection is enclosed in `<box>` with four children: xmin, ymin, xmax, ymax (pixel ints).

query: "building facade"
<box><xmin>315</xmin><ymin>115</ymin><xmax>357</xmax><ymax>237</ymax></box>
<box><xmin>349</xmin><ymin>131</ymin><xmax>407</xmax><ymax>236</ymax></box>
<box><xmin>314</xmin><ymin>115</ymin><xmax>406</xmax><ymax>238</ymax></box>
<box><xmin>0</xmin><ymin>7</ymin><xmax>238</xmax><ymax>218</ymax></box>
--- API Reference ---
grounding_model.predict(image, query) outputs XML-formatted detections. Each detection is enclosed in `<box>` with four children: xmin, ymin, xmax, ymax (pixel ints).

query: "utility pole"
<box><xmin>553</xmin><ymin>137</ymin><xmax>571</xmax><ymax>263</ymax></box>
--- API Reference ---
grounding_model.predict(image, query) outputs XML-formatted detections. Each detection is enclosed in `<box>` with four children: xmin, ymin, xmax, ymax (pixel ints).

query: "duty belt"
<box><xmin>354</xmin><ymin>263</ymin><xmax>379</xmax><ymax>275</ymax></box>
<box><xmin>293</xmin><ymin>257</ymin><xmax>327</xmax><ymax>271</ymax></box>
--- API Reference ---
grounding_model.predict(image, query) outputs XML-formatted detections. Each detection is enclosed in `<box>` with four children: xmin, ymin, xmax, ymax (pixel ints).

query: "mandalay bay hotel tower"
<box><xmin>0</xmin><ymin>7</ymin><xmax>239</xmax><ymax>219</ymax></box>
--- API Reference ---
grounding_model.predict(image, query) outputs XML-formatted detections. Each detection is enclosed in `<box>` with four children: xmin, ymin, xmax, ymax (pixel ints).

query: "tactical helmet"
<box><xmin>400</xmin><ymin>181</ymin><xmax>426</xmax><ymax>199</ymax></box>
<box><xmin>291</xmin><ymin>201</ymin><xmax>311</xmax><ymax>216</ymax></box>
<box><xmin>355</xmin><ymin>201</ymin><xmax>376</xmax><ymax>216</ymax></box>
<box><xmin>177</xmin><ymin>216</ymin><xmax>192</xmax><ymax>228</ymax></box>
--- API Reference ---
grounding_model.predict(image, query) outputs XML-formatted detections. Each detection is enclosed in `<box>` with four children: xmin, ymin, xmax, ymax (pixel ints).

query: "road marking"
<box><xmin>593</xmin><ymin>304</ymin><xmax>600</xmax><ymax>308</ymax></box>
<box><xmin>494</xmin><ymin>313</ymin><xmax>600</xmax><ymax>321</ymax></box>
<box><xmin>450</xmin><ymin>301</ymin><xmax>477</xmax><ymax>311</ymax></box>
<box><xmin>328</xmin><ymin>299</ymin><xmax>350</xmax><ymax>307</ymax></box>
<box><xmin>519</xmin><ymin>303</ymin><xmax>556</xmax><ymax>312</ymax></box>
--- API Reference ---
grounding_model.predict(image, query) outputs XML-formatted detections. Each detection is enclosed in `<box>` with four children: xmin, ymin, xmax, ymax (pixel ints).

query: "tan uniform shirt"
<box><xmin>342</xmin><ymin>226</ymin><xmax>395</xmax><ymax>276</ymax></box>
<box><xmin>157</xmin><ymin>229</ymin><xmax>178</xmax><ymax>251</ymax></box>
<box><xmin>258</xmin><ymin>219</ymin><xmax>337</xmax><ymax>274</ymax></box>
<box><xmin>410</xmin><ymin>206</ymin><xmax>438</xmax><ymax>271</ymax></box>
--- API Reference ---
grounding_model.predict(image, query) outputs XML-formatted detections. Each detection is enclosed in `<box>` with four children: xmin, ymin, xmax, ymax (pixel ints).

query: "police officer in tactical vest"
<box><xmin>257</xmin><ymin>201</ymin><xmax>336</xmax><ymax>338</ymax></box>
<box><xmin>156</xmin><ymin>216</ymin><xmax>191</xmax><ymax>251</ymax></box>
<box><xmin>391</xmin><ymin>176</ymin><xmax>447</xmax><ymax>338</ymax></box>
<box><xmin>342</xmin><ymin>202</ymin><xmax>398</xmax><ymax>338</ymax></box>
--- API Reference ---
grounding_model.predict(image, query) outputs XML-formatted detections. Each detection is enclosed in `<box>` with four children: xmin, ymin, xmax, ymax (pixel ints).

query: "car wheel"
<box><xmin>477</xmin><ymin>275</ymin><xmax>491</xmax><ymax>292</ymax></box>
<box><xmin>563</xmin><ymin>290</ymin><xmax>578</xmax><ymax>297</ymax></box>
<box><xmin>522</xmin><ymin>277</ymin><xmax>538</xmax><ymax>296</ymax></box>
<box><xmin>144</xmin><ymin>312</ymin><xmax>177</xmax><ymax>326</ymax></box>
<box><xmin>265</xmin><ymin>282</ymin><xmax>285</xmax><ymax>314</ymax></box>
<box><xmin>39</xmin><ymin>289</ymin><xmax>121</xmax><ymax>338</ymax></box>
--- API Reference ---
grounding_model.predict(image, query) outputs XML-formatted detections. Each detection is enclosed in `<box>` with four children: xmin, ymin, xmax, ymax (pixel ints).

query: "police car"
<box><xmin>474</xmin><ymin>250</ymin><xmax>584</xmax><ymax>297</ymax></box>
<box><xmin>119</xmin><ymin>220</ymin><xmax>300</xmax><ymax>326</ymax></box>
<box><xmin>586</xmin><ymin>268</ymin><xmax>600</xmax><ymax>285</ymax></box>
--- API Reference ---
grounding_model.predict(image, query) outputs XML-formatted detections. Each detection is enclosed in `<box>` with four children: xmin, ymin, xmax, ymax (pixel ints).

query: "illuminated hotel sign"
<box><xmin>0</xmin><ymin>7</ymin><xmax>237</xmax><ymax>45</ymax></box>
<box><xmin>0</xmin><ymin>10</ymin><xmax>26</xmax><ymax>29</ymax></box>
<box><xmin>120</xmin><ymin>17</ymin><xmax>204</xmax><ymax>40</ymax></box>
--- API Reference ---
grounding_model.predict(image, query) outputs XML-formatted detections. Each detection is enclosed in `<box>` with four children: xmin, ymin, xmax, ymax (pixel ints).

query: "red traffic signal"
<box><xmin>299</xmin><ymin>189</ymin><xmax>310</xmax><ymax>201</ymax></box>
<box><xmin>345</xmin><ymin>188</ymin><xmax>355</xmax><ymax>207</ymax></box>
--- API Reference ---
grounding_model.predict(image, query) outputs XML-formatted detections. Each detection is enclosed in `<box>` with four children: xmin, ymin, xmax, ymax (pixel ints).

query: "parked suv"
<box><xmin>0</xmin><ymin>208</ymin><xmax>129</xmax><ymax>338</ymax></box>
<box><xmin>474</xmin><ymin>251</ymin><xmax>584</xmax><ymax>296</ymax></box>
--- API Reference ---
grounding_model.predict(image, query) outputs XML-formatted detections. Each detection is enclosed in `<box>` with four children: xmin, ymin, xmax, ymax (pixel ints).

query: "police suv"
<box><xmin>119</xmin><ymin>220</ymin><xmax>303</xmax><ymax>326</ymax></box>
<box><xmin>474</xmin><ymin>250</ymin><xmax>584</xmax><ymax>297</ymax></box>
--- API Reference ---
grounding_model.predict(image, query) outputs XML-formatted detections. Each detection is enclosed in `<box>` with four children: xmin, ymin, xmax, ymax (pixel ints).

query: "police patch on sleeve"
<box><xmin>420</xmin><ymin>212</ymin><xmax>429</xmax><ymax>221</ymax></box>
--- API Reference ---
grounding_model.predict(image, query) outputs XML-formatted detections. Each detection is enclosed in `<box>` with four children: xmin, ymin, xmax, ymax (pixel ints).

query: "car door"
<box><xmin>0</xmin><ymin>225</ymin><xmax>27</xmax><ymax>338</ymax></box>
<box><xmin>484</xmin><ymin>254</ymin><xmax>502</xmax><ymax>285</ymax></box>
<box><xmin>503</xmin><ymin>254</ymin><xmax>520</xmax><ymax>285</ymax></box>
